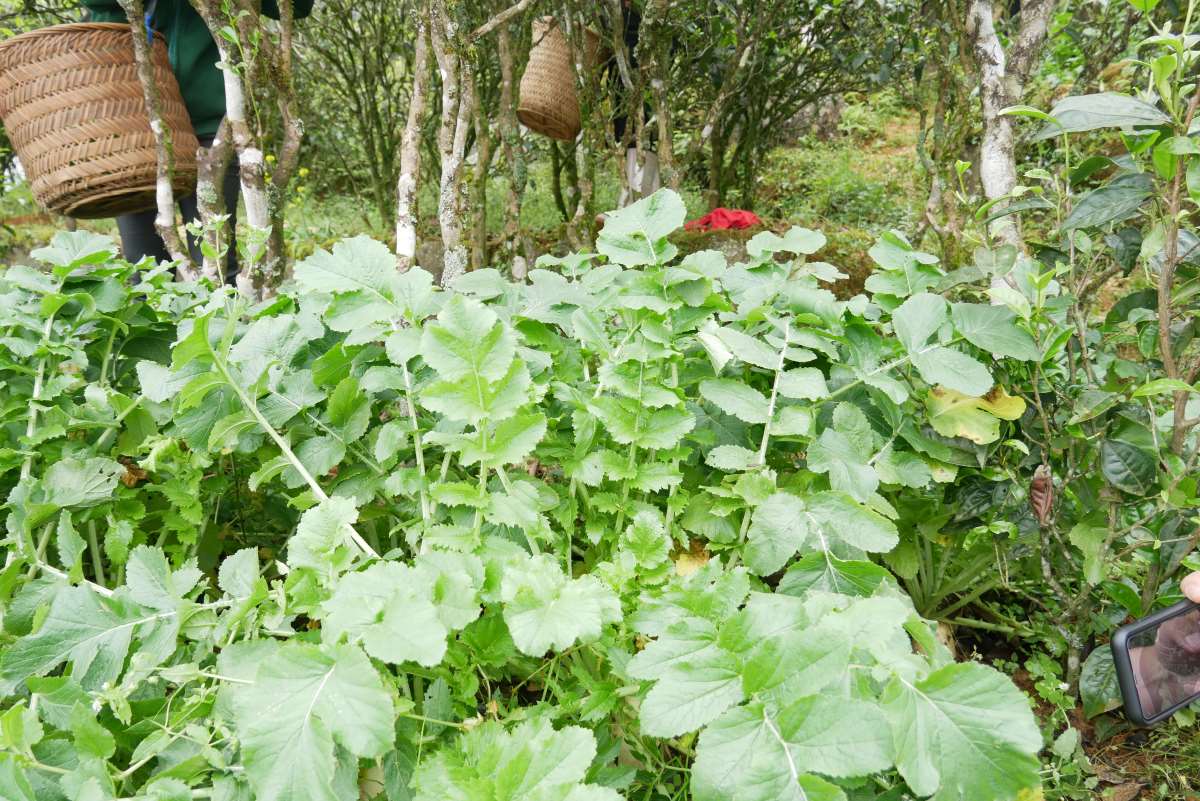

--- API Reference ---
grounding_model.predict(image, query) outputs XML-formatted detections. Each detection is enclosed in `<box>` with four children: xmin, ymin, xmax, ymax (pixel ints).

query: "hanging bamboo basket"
<box><xmin>517</xmin><ymin>17</ymin><xmax>602</xmax><ymax>141</ymax></box>
<box><xmin>0</xmin><ymin>22</ymin><xmax>199</xmax><ymax>219</ymax></box>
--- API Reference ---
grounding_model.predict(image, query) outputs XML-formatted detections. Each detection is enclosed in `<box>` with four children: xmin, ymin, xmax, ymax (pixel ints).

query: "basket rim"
<box><xmin>0</xmin><ymin>22</ymin><xmax>166</xmax><ymax>60</ymax></box>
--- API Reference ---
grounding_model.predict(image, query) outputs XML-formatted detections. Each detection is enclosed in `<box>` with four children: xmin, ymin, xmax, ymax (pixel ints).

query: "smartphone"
<box><xmin>1112</xmin><ymin>600</ymin><xmax>1200</xmax><ymax>726</ymax></box>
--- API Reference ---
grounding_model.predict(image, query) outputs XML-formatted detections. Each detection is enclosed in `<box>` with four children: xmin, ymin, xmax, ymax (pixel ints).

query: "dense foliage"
<box><xmin>0</xmin><ymin>192</ymin><xmax>1056</xmax><ymax>800</ymax></box>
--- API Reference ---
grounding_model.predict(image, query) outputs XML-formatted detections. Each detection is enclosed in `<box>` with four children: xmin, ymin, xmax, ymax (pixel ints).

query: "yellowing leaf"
<box><xmin>925</xmin><ymin>386</ymin><xmax>1026</xmax><ymax>445</ymax></box>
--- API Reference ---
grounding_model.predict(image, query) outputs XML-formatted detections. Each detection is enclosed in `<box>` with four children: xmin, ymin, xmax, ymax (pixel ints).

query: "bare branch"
<box><xmin>469</xmin><ymin>0</ymin><xmax>538</xmax><ymax>42</ymax></box>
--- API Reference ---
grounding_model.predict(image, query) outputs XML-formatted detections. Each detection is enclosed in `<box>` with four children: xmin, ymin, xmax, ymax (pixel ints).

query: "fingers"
<box><xmin>1183</xmin><ymin>572</ymin><xmax>1200</xmax><ymax>604</ymax></box>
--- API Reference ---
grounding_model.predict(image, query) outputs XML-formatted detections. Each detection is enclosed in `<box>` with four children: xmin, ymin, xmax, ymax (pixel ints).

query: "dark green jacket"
<box><xmin>83</xmin><ymin>0</ymin><xmax>314</xmax><ymax>138</ymax></box>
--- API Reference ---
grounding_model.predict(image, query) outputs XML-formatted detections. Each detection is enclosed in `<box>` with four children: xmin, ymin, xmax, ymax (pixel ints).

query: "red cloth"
<box><xmin>684</xmin><ymin>208</ymin><xmax>762</xmax><ymax>232</ymax></box>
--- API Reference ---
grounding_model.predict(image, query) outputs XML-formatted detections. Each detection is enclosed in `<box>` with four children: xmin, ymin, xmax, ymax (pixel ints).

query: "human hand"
<box><xmin>1183</xmin><ymin>572</ymin><xmax>1200</xmax><ymax>604</ymax></box>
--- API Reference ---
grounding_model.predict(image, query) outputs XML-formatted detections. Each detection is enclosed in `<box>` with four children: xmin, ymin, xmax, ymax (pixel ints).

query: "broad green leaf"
<box><xmin>950</xmin><ymin>303</ymin><xmax>1040</xmax><ymax>361</ymax></box>
<box><xmin>911</xmin><ymin>347</ymin><xmax>993</xmax><ymax>396</ymax></box>
<box><xmin>421</xmin><ymin>295</ymin><xmax>515</xmax><ymax>383</ymax></box>
<box><xmin>892</xmin><ymin>292</ymin><xmax>948</xmax><ymax>352</ymax></box>
<box><xmin>745</xmin><ymin>493</ymin><xmax>808</xmax><ymax>576</ymax></box>
<box><xmin>693</xmin><ymin>702</ymin><xmax>851</xmax><ymax>801</ymax></box>
<box><xmin>125</xmin><ymin>546</ymin><xmax>200</xmax><ymax>611</ymax></box>
<box><xmin>218</xmin><ymin>548</ymin><xmax>260</xmax><ymax>599</ymax></box>
<box><xmin>55</xmin><ymin>512</ymin><xmax>85</xmax><ymax>582</ymax></box>
<box><xmin>881</xmin><ymin>663</ymin><xmax>1041</xmax><ymax>801</ymax></box>
<box><xmin>807</xmin><ymin>429</ymin><xmax>878</xmax><ymax>502</ymax></box>
<box><xmin>0</xmin><ymin>754</ymin><xmax>35</xmax><ymax>801</ymax></box>
<box><xmin>778</xmin><ymin>368</ymin><xmax>828</xmax><ymax>400</ymax></box>
<box><xmin>1100</xmin><ymin>439</ymin><xmax>1157</xmax><ymax>495</ymax></box>
<box><xmin>596</xmin><ymin>188</ymin><xmax>686</xmax><ymax>267</ymax></box>
<box><xmin>706</xmin><ymin>444</ymin><xmax>759</xmax><ymax>472</ymax></box>
<box><xmin>501</xmin><ymin>555</ymin><xmax>621</xmax><ymax>655</ymax></box>
<box><xmin>0</xmin><ymin>586</ymin><xmax>174</xmax><ymax>693</ymax></box>
<box><xmin>747</xmin><ymin>226</ymin><xmax>826</xmax><ymax>257</ymax></box>
<box><xmin>412</xmin><ymin>718</ymin><xmax>620</xmax><ymax>801</ymax></box>
<box><xmin>700</xmin><ymin>379</ymin><xmax>770</xmax><ymax>424</ymax></box>
<box><xmin>778</xmin><ymin>554</ymin><xmax>893</xmax><ymax>597</ymax></box>
<box><xmin>1068</xmin><ymin>521</ymin><xmax>1108</xmax><ymax>585</ymax></box>
<box><xmin>288</xmin><ymin>497</ymin><xmax>359</xmax><ymax>577</ymax></box>
<box><xmin>925</xmin><ymin>387</ymin><xmax>1026</xmax><ymax>445</ymax></box>
<box><xmin>42</xmin><ymin>457</ymin><xmax>122</xmax><ymax>509</ymax></box>
<box><xmin>714</xmin><ymin>326</ymin><xmax>780</xmax><ymax>370</ymax></box>
<box><xmin>229</xmin><ymin>313</ymin><xmax>323</xmax><ymax>384</ymax></box>
<box><xmin>638</xmin><ymin>646</ymin><xmax>744</xmax><ymax>737</ymax></box>
<box><xmin>31</xmin><ymin>230</ymin><xmax>116</xmax><ymax>269</ymax></box>
<box><xmin>294</xmin><ymin>235</ymin><xmax>396</xmax><ymax>295</ymax></box>
<box><xmin>805</xmin><ymin>492</ymin><xmax>899</xmax><ymax>553</ymax></box>
<box><xmin>1080</xmin><ymin>647</ymin><xmax>1122</xmax><ymax>719</ymax></box>
<box><xmin>322</xmin><ymin>561</ymin><xmax>467</xmax><ymax>667</ymax></box>
<box><xmin>233</xmin><ymin>642</ymin><xmax>394</xmax><ymax>801</ymax></box>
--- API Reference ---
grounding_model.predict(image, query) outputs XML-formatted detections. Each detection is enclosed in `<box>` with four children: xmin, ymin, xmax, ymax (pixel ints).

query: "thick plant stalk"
<box><xmin>396</xmin><ymin>19</ymin><xmax>429</xmax><ymax>271</ymax></box>
<box><xmin>965</xmin><ymin>0</ymin><xmax>1054</xmax><ymax>250</ymax></box>
<box><xmin>496</xmin><ymin>20</ymin><xmax>534</xmax><ymax>278</ymax></box>
<box><xmin>430</xmin><ymin>0</ymin><xmax>473</xmax><ymax>285</ymax></box>
<box><xmin>195</xmin><ymin>118</ymin><xmax>235</xmax><ymax>282</ymax></box>
<box><xmin>119</xmin><ymin>0</ymin><xmax>192</xmax><ymax>268</ymax></box>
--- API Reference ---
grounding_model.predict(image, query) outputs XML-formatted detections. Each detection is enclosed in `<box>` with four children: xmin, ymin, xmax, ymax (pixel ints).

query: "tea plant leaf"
<box><xmin>1080</xmin><ymin>647</ymin><xmax>1122</xmax><ymax>719</ymax></box>
<box><xmin>950</xmin><ymin>303</ymin><xmax>1040</xmax><ymax>361</ymax></box>
<box><xmin>881</xmin><ymin>662</ymin><xmax>1041</xmax><ymax>801</ymax></box>
<box><xmin>1100</xmin><ymin>439</ymin><xmax>1157</xmax><ymax>495</ymax></box>
<box><xmin>925</xmin><ymin>387</ymin><xmax>1026</xmax><ymax>444</ymax></box>
<box><xmin>233</xmin><ymin>642</ymin><xmax>394</xmax><ymax>801</ymax></box>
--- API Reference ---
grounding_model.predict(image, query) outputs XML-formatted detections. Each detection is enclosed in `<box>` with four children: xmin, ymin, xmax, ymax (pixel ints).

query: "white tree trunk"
<box><xmin>120</xmin><ymin>0</ymin><xmax>191</xmax><ymax>268</ymax></box>
<box><xmin>966</xmin><ymin>0</ymin><xmax>1056</xmax><ymax>251</ymax></box>
<box><xmin>396</xmin><ymin>21</ymin><xmax>429</xmax><ymax>271</ymax></box>
<box><xmin>430</xmin><ymin>0</ymin><xmax>472</xmax><ymax>286</ymax></box>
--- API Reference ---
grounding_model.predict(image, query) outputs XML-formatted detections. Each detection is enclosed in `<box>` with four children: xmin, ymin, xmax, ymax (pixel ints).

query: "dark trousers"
<box><xmin>116</xmin><ymin>136</ymin><xmax>240</xmax><ymax>284</ymax></box>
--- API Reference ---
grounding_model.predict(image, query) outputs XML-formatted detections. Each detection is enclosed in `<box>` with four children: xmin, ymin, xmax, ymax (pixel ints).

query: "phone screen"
<box><xmin>1127</xmin><ymin>605</ymin><xmax>1200</xmax><ymax>719</ymax></box>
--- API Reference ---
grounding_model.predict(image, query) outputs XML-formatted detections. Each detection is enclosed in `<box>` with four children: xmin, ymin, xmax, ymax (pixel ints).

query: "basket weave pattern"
<box><xmin>0</xmin><ymin>23</ymin><xmax>199</xmax><ymax>219</ymax></box>
<box><xmin>518</xmin><ymin>18</ymin><xmax>599</xmax><ymax>141</ymax></box>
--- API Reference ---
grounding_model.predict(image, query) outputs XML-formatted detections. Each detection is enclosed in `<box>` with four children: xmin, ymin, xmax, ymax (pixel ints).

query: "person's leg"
<box><xmin>115</xmin><ymin>208</ymin><xmax>170</xmax><ymax>266</ymax></box>
<box><xmin>221</xmin><ymin>158</ymin><xmax>240</xmax><ymax>286</ymax></box>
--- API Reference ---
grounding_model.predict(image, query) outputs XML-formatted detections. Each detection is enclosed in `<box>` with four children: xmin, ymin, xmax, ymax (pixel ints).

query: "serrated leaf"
<box><xmin>288</xmin><ymin>497</ymin><xmax>359</xmax><ymax>577</ymax></box>
<box><xmin>881</xmin><ymin>662</ymin><xmax>1041</xmax><ymax>801</ymax></box>
<box><xmin>700</xmin><ymin>379</ymin><xmax>770</xmax><ymax>424</ymax></box>
<box><xmin>745</xmin><ymin>493</ymin><xmax>808</xmax><ymax>576</ymax></box>
<box><xmin>596</xmin><ymin>189</ymin><xmax>686</xmax><ymax>267</ymax></box>
<box><xmin>778</xmin><ymin>368</ymin><xmax>828</xmax><ymax>400</ymax></box>
<box><xmin>807</xmin><ymin>429</ymin><xmax>878</xmax><ymax>502</ymax></box>
<box><xmin>706</xmin><ymin>444</ymin><xmax>759</xmax><ymax>472</ymax></box>
<box><xmin>413</xmin><ymin>719</ymin><xmax>619</xmax><ymax>801</ymax></box>
<box><xmin>42</xmin><ymin>457</ymin><xmax>122</xmax><ymax>509</ymax></box>
<box><xmin>501</xmin><ymin>555</ymin><xmax>621</xmax><ymax>655</ymax></box>
<box><xmin>233</xmin><ymin>642</ymin><xmax>394</xmax><ymax>801</ymax></box>
<box><xmin>911</xmin><ymin>347</ymin><xmax>994</xmax><ymax>396</ymax></box>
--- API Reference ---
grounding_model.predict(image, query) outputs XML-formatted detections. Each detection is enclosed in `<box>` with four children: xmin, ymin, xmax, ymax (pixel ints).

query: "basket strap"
<box><xmin>144</xmin><ymin>0</ymin><xmax>158</xmax><ymax>43</ymax></box>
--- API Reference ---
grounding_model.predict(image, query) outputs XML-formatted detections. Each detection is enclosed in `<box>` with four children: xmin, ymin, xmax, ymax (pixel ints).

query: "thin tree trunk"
<box><xmin>396</xmin><ymin>19</ymin><xmax>429</xmax><ymax>271</ymax></box>
<box><xmin>638</xmin><ymin>0</ymin><xmax>676</xmax><ymax>190</ymax></box>
<box><xmin>119</xmin><ymin>0</ymin><xmax>191</xmax><ymax>268</ymax></box>
<box><xmin>190</xmin><ymin>0</ymin><xmax>272</xmax><ymax>294</ymax></box>
<box><xmin>195</xmin><ymin>118</ymin><xmax>235</xmax><ymax>281</ymax></box>
<box><xmin>470</xmin><ymin>102</ymin><xmax>493</xmax><ymax>271</ymax></box>
<box><xmin>266</xmin><ymin>0</ymin><xmax>302</xmax><ymax>282</ymax></box>
<box><xmin>497</xmin><ymin>20</ymin><xmax>533</xmax><ymax>279</ymax></box>
<box><xmin>430</xmin><ymin>0</ymin><xmax>473</xmax><ymax>285</ymax></box>
<box><xmin>966</xmin><ymin>0</ymin><xmax>1054</xmax><ymax>250</ymax></box>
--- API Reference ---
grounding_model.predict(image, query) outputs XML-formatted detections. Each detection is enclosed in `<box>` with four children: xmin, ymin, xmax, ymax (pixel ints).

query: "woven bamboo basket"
<box><xmin>517</xmin><ymin>17</ymin><xmax>601</xmax><ymax>141</ymax></box>
<box><xmin>0</xmin><ymin>22</ymin><xmax>198</xmax><ymax>219</ymax></box>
